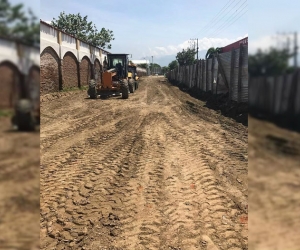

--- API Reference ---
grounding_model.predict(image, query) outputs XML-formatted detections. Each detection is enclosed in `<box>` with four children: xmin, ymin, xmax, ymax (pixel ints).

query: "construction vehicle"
<box><xmin>88</xmin><ymin>54</ymin><xmax>134</xmax><ymax>99</ymax></box>
<box><xmin>128</xmin><ymin>62</ymin><xmax>139</xmax><ymax>93</ymax></box>
<box><xmin>11</xmin><ymin>79</ymin><xmax>40</xmax><ymax>131</ymax></box>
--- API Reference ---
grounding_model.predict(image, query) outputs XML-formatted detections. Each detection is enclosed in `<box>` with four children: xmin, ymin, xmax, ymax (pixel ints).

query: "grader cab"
<box><xmin>88</xmin><ymin>54</ymin><xmax>137</xmax><ymax>99</ymax></box>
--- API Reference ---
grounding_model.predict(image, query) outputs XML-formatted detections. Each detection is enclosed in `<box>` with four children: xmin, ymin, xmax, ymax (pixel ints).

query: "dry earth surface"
<box><xmin>248</xmin><ymin>116</ymin><xmax>300</xmax><ymax>250</ymax></box>
<box><xmin>40</xmin><ymin>76</ymin><xmax>248</xmax><ymax>250</ymax></box>
<box><xmin>0</xmin><ymin>117</ymin><xmax>40</xmax><ymax>250</ymax></box>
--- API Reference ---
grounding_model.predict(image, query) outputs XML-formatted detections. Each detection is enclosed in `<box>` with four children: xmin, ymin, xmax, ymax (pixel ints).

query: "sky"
<box><xmin>11</xmin><ymin>0</ymin><xmax>300</xmax><ymax>66</ymax></box>
<box><xmin>38</xmin><ymin>0</ymin><xmax>248</xmax><ymax>66</ymax></box>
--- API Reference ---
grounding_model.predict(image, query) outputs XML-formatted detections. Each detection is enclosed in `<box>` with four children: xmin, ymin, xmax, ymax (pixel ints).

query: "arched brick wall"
<box><xmin>40</xmin><ymin>47</ymin><xmax>60</xmax><ymax>94</ymax></box>
<box><xmin>80</xmin><ymin>56</ymin><xmax>92</xmax><ymax>87</ymax></box>
<box><xmin>0</xmin><ymin>61</ymin><xmax>21</xmax><ymax>109</ymax></box>
<box><xmin>94</xmin><ymin>59</ymin><xmax>102</xmax><ymax>86</ymax></box>
<box><xmin>63</xmin><ymin>52</ymin><xmax>79</xmax><ymax>89</ymax></box>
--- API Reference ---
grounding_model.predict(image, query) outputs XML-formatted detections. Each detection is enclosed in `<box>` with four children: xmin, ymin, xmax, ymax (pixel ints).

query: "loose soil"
<box><xmin>0</xmin><ymin>117</ymin><xmax>40</xmax><ymax>249</ymax></box>
<box><xmin>40</xmin><ymin>76</ymin><xmax>248</xmax><ymax>250</ymax></box>
<box><xmin>248</xmin><ymin>115</ymin><xmax>300</xmax><ymax>250</ymax></box>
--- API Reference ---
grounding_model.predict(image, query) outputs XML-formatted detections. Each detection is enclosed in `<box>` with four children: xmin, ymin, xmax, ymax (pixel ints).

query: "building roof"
<box><xmin>131</xmin><ymin>59</ymin><xmax>150</xmax><ymax>64</ymax></box>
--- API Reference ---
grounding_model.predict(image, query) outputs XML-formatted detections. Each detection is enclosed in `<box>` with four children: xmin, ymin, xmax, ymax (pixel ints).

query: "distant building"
<box><xmin>131</xmin><ymin>59</ymin><xmax>150</xmax><ymax>65</ymax></box>
<box><xmin>131</xmin><ymin>59</ymin><xmax>150</xmax><ymax>75</ymax></box>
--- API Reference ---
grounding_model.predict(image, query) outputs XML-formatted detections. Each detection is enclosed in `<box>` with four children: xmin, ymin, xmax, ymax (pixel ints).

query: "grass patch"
<box><xmin>59</xmin><ymin>85</ymin><xmax>89</xmax><ymax>92</ymax></box>
<box><xmin>0</xmin><ymin>109</ymin><xmax>13</xmax><ymax>117</ymax></box>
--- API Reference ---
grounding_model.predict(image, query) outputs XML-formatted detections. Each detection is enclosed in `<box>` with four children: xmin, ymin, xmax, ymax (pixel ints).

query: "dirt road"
<box><xmin>248</xmin><ymin>116</ymin><xmax>300</xmax><ymax>250</ymax></box>
<box><xmin>40</xmin><ymin>76</ymin><xmax>248</xmax><ymax>250</ymax></box>
<box><xmin>0</xmin><ymin>117</ymin><xmax>40</xmax><ymax>249</ymax></box>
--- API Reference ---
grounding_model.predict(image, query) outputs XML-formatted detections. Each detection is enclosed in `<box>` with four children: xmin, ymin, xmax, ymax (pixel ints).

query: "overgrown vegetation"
<box><xmin>0</xmin><ymin>0</ymin><xmax>39</xmax><ymax>45</ymax></box>
<box><xmin>176</xmin><ymin>48</ymin><xmax>197</xmax><ymax>66</ymax></box>
<box><xmin>51</xmin><ymin>12</ymin><xmax>114</xmax><ymax>49</ymax></box>
<box><xmin>249</xmin><ymin>47</ymin><xmax>295</xmax><ymax>77</ymax></box>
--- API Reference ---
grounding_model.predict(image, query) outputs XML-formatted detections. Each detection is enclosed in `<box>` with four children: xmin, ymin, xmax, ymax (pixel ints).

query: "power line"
<box><xmin>206</xmin><ymin>0</ymin><xmax>247</xmax><ymax>38</ymax></box>
<box><xmin>201</xmin><ymin>0</ymin><xmax>246</xmax><ymax>38</ymax></box>
<box><xmin>192</xmin><ymin>0</ymin><xmax>236</xmax><ymax>37</ymax></box>
<box><xmin>211</xmin><ymin>8</ymin><xmax>248</xmax><ymax>37</ymax></box>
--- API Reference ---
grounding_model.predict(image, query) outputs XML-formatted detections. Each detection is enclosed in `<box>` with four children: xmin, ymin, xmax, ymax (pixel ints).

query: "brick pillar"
<box><xmin>59</xmin><ymin>59</ymin><xmax>64</xmax><ymax>90</ymax></box>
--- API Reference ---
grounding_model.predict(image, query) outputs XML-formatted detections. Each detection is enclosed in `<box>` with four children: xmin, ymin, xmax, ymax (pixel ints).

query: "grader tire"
<box><xmin>129</xmin><ymin>79</ymin><xmax>135</xmax><ymax>93</ymax></box>
<box><xmin>121</xmin><ymin>80</ymin><xmax>129</xmax><ymax>99</ymax></box>
<box><xmin>88</xmin><ymin>86</ymin><xmax>97</xmax><ymax>99</ymax></box>
<box><xmin>14</xmin><ymin>99</ymin><xmax>35</xmax><ymax>131</ymax></box>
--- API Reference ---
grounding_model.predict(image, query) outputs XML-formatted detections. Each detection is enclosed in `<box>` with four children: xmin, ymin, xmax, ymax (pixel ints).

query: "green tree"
<box><xmin>137</xmin><ymin>63</ymin><xmax>148</xmax><ymax>69</ymax></box>
<box><xmin>51</xmin><ymin>12</ymin><xmax>114</xmax><ymax>49</ymax></box>
<box><xmin>0</xmin><ymin>0</ymin><xmax>39</xmax><ymax>45</ymax></box>
<box><xmin>161</xmin><ymin>66</ymin><xmax>169</xmax><ymax>74</ymax></box>
<box><xmin>249</xmin><ymin>47</ymin><xmax>293</xmax><ymax>77</ymax></box>
<box><xmin>205</xmin><ymin>47</ymin><xmax>222</xmax><ymax>59</ymax></box>
<box><xmin>176</xmin><ymin>48</ymin><xmax>196</xmax><ymax>66</ymax></box>
<box><xmin>149</xmin><ymin>63</ymin><xmax>161</xmax><ymax>69</ymax></box>
<box><xmin>168</xmin><ymin>60</ymin><xmax>178</xmax><ymax>70</ymax></box>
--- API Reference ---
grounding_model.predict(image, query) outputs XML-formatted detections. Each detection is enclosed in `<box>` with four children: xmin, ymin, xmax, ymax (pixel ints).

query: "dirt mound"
<box><xmin>171</xmin><ymin>81</ymin><xmax>248</xmax><ymax>126</ymax></box>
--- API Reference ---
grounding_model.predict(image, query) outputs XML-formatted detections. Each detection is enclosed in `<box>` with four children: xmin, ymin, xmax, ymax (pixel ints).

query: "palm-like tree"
<box><xmin>205</xmin><ymin>47</ymin><xmax>222</xmax><ymax>59</ymax></box>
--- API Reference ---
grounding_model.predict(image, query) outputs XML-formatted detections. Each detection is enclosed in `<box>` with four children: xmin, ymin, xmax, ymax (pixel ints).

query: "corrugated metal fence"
<box><xmin>249</xmin><ymin>69</ymin><xmax>300</xmax><ymax>116</ymax></box>
<box><xmin>166</xmin><ymin>44</ymin><xmax>248</xmax><ymax>103</ymax></box>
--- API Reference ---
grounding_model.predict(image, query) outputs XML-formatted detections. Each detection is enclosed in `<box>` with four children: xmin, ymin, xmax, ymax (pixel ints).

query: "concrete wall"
<box><xmin>40</xmin><ymin>21</ymin><xmax>110</xmax><ymax>94</ymax></box>
<box><xmin>0</xmin><ymin>37</ymin><xmax>40</xmax><ymax>109</ymax></box>
<box><xmin>167</xmin><ymin>44</ymin><xmax>248</xmax><ymax>103</ymax></box>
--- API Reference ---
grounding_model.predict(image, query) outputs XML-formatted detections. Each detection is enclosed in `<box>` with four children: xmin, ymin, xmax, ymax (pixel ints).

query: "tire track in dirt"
<box><xmin>0</xmin><ymin>118</ymin><xmax>40</xmax><ymax>250</ymax></box>
<box><xmin>158</xmin><ymin>112</ymin><xmax>247</xmax><ymax>249</ymax></box>
<box><xmin>40</xmin><ymin>76</ymin><xmax>248</xmax><ymax>249</ymax></box>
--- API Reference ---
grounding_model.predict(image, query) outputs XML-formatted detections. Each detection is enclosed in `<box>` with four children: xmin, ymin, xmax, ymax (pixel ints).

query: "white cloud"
<box><xmin>249</xmin><ymin>35</ymin><xmax>275</xmax><ymax>54</ymax></box>
<box><xmin>147</xmin><ymin>34</ymin><xmax>248</xmax><ymax>58</ymax></box>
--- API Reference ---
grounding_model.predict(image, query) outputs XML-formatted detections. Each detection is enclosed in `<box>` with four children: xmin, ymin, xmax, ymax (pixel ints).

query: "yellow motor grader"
<box><xmin>88</xmin><ymin>54</ymin><xmax>137</xmax><ymax>99</ymax></box>
<box><xmin>127</xmin><ymin>62</ymin><xmax>139</xmax><ymax>92</ymax></box>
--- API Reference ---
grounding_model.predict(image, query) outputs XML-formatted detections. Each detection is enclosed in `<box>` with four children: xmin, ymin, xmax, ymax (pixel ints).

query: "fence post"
<box><xmin>202</xmin><ymin>59</ymin><xmax>205</xmax><ymax>91</ymax></box>
<box><xmin>216</xmin><ymin>54</ymin><xmax>229</xmax><ymax>90</ymax></box>
<box><xmin>205</xmin><ymin>59</ymin><xmax>208</xmax><ymax>92</ymax></box>
<box><xmin>287</xmin><ymin>69</ymin><xmax>300</xmax><ymax>116</ymax></box>
<box><xmin>229</xmin><ymin>48</ymin><xmax>236</xmax><ymax>101</ymax></box>
<box><xmin>238</xmin><ymin>44</ymin><xmax>243</xmax><ymax>103</ymax></box>
<box><xmin>211</xmin><ymin>55</ymin><xmax>215</xmax><ymax>93</ymax></box>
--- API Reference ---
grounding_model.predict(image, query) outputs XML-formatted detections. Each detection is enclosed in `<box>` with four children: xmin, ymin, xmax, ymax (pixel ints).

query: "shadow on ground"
<box><xmin>249</xmin><ymin>108</ymin><xmax>300</xmax><ymax>133</ymax></box>
<box><xmin>168</xmin><ymin>81</ymin><xmax>248</xmax><ymax>126</ymax></box>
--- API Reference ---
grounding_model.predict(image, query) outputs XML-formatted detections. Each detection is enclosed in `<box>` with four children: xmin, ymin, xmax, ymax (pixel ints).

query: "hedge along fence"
<box><xmin>167</xmin><ymin>44</ymin><xmax>248</xmax><ymax>103</ymax></box>
<box><xmin>249</xmin><ymin>69</ymin><xmax>300</xmax><ymax>117</ymax></box>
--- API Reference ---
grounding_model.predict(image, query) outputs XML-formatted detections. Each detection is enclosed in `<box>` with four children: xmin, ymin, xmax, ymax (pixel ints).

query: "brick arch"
<box><xmin>80</xmin><ymin>56</ymin><xmax>92</xmax><ymax>87</ymax></box>
<box><xmin>63</xmin><ymin>51</ymin><xmax>79</xmax><ymax>89</ymax></box>
<box><xmin>27</xmin><ymin>65</ymin><xmax>40</xmax><ymax>110</ymax></box>
<box><xmin>0</xmin><ymin>60</ymin><xmax>21</xmax><ymax>109</ymax></box>
<box><xmin>41</xmin><ymin>46</ymin><xmax>61</xmax><ymax>93</ymax></box>
<box><xmin>94</xmin><ymin>58</ymin><xmax>102</xmax><ymax>86</ymax></box>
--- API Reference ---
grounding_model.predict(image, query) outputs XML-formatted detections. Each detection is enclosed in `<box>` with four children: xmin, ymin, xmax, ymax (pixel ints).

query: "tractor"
<box><xmin>88</xmin><ymin>54</ymin><xmax>135</xmax><ymax>99</ymax></box>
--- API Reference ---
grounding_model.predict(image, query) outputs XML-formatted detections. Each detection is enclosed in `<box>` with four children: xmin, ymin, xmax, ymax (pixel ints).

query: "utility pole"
<box><xmin>190</xmin><ymin>38</ymin><xmax>199</xmax><ymax>61</ymax></box>
<box><xmin>287</xmin><ymin>35</ymin><xmax>290</xmax><ymax>53</ymax></box>
<box><xmin>196</xmin><ymin>38</ymin><xmax>199</xmax><ymax>60</ymax></box>
<box><xmin>152</xmin><ymin>56</ymin><xmax>153</xmax><ymax>75</ymax></box>
<box><xmin>294</xmin><ymin>31</ymin><xmax>298</xmax><ymax>68</ymax></box>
